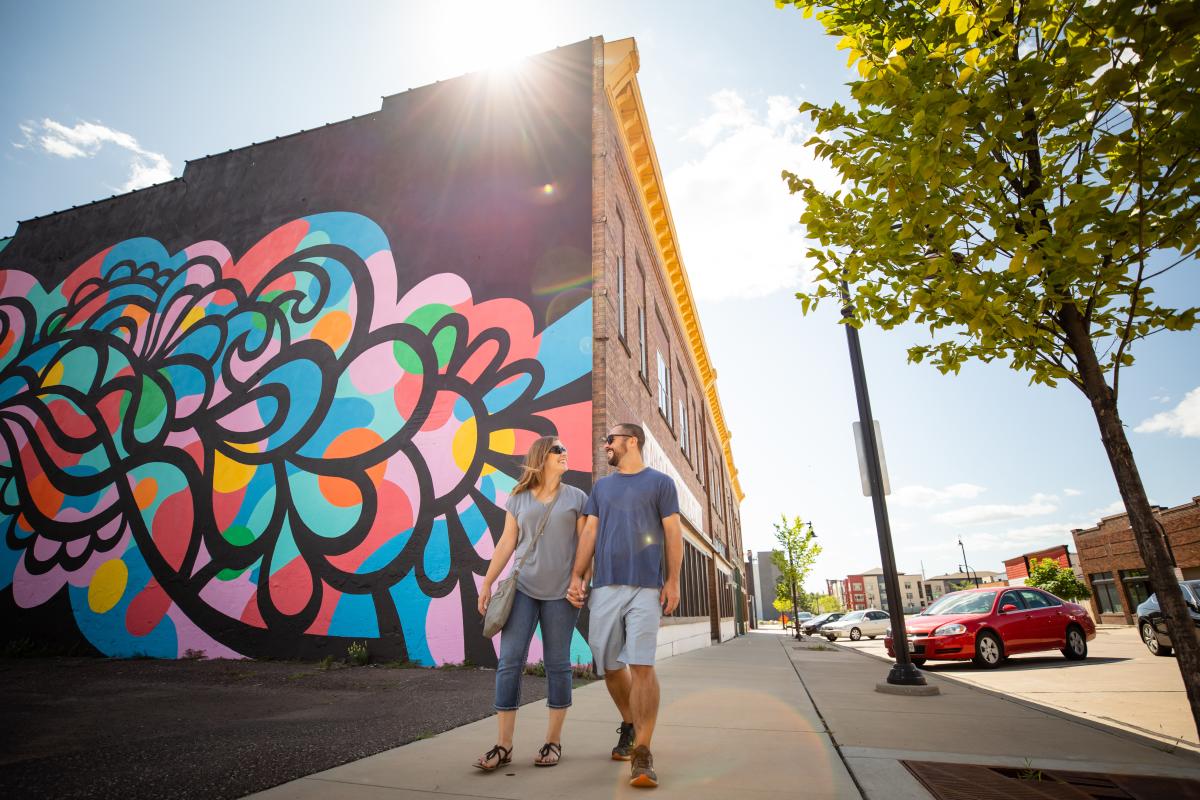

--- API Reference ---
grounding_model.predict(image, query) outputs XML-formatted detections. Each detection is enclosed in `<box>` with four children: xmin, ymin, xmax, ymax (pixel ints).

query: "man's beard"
<box><xmin>606</xmin><ymin>450</ymin><xmax>619</xmax><ymax>466</ymax></box>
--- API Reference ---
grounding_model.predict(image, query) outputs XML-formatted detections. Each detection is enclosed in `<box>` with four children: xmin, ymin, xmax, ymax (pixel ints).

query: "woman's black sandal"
<box><xmin>534</xmin><ymin>742</ymin><xmax>562</xmax><ymax>767</ymax></box>
<box><xmin>473</xmin><ymin>744</ymin><xmax>512</xmax><ymax>772</ymax></box>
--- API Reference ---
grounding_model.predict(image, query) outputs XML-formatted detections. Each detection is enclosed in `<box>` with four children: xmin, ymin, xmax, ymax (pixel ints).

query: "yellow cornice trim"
<box><xmin>603</xmin><ymin>38</ymin><xmax>744</xmax><ymax>502</ymax></box>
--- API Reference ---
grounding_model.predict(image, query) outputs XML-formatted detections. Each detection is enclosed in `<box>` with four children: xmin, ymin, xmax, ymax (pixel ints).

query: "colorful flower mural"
<box><xmin>0</xmin><ymin>212</ymin><xmax>593</xmax><ymax>665</ymax></box>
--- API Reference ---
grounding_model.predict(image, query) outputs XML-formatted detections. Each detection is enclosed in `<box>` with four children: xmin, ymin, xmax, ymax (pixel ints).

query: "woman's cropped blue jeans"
<box><xmin>494</xmin><ymin>589</ymin><xmax>579</xmax><ymax>711</ymax></box>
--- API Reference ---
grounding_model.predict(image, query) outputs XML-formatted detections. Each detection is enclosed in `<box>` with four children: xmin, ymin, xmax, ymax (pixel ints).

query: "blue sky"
<box><xmin>3</xmin><ymin>0</ymin><xmax>1197</xmax><ymax>590</ymax></box>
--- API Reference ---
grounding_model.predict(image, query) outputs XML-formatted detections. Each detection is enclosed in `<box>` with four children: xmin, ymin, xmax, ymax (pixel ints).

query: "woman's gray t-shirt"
<box><xmin>505</xmin><ymin>484</ymin><xmax>587</xmax><ymax>600</ymax></box>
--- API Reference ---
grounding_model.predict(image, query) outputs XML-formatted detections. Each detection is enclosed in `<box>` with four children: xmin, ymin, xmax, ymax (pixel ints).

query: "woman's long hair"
<box><xmin>511</xmin><ymin>435</ymin><xmax>559</xmax><ymax>496</ymax></box>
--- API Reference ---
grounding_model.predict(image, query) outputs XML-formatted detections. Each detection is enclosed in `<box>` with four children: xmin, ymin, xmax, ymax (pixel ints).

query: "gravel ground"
<box><xmin>0</xmin><ymin>655</ymin><xmax>548</xmax><ymax>799</ymax></box>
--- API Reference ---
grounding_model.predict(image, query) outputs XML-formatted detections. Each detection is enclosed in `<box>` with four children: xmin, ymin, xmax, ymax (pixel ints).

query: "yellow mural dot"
<box><xmin>452</xmin><ymin>418</ymin><xmax>479</xmax><ymax>474</ymax></box>
<box><xmin>88</xmin><ymin>559</ymin><xmax>128</xmax><ymax>614</ymax></box>
<box><xmin>213</xmin><ymin>450</ymin><xmax>255</xmax><ymax>493</ymax></box>
<box><xmin>489</xmin><ymin>428</ymin><xmax>516</xmax><ymax>456</ymax></box>
<box><xmin>43</xmin><ymin>360</ymin><xmax>65</xmax><ymax>387</ymax></box>
<box><xmin>180</xmin><ymin>305</ymin><xmax>205</xmax><ymax>332</ymax></box>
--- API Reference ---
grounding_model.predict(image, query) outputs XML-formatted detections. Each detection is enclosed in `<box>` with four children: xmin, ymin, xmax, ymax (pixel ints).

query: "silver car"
<box><xmin>822</xmin><ymin>609</ymin><xmax>891</xmax><ymax>641</ymax></box>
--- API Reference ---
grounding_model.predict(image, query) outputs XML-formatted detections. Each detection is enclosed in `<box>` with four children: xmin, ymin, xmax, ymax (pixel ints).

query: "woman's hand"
<box><xmin>478</xmin><ymin>582</ymin><xmax>493</xmax><ymax>616</ymax></box>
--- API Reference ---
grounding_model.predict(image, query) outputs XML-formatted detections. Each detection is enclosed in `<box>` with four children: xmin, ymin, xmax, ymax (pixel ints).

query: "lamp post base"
<box><xmin>886</xmin><ymin>662</ymin><xmax>928</xmax><ymax>686</ymax></box>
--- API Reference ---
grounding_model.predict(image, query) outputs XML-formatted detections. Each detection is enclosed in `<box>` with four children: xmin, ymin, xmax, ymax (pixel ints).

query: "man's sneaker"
<box><xmin>629</xmin><ymin>745</ymin><xmax>658</xmax><ymax>788</ymax></box>
<box><xmin>611</xmin><ymin>722</ymin><xmax>636</xmax><ymax>760</ymax></box>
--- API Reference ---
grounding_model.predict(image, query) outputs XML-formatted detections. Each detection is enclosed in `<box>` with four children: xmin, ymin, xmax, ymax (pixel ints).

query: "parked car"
<box><xmin>883</xmin><ymin>587</ymin><xmax>1095</xmax><ymax>669</ymax></box>
<box><xmin>822</xmin><ymin>609</ymin><xmax>890</xmax><ymax>641</ymax></box>
<box><xmin>802</xmin><ymin>612</ymin><xmax>845</xmax><ymax>636</ymax></box>
<box><xmin>1136</xmin><ymin>580</ymin><xmax>1200</xmax><ymax>656</ymax></box>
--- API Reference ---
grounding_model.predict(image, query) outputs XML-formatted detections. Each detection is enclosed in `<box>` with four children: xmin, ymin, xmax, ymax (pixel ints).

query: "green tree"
<box><xmin>771</xmin><ymin>516</ymin><xmax>823</xmax><ymax>638</ymax></box>
<box><xmin>1027</xmin><ymin>557</ymin><xmax>1092</xmax><ymax>602</ymax></box>
<box><xmin>778</xmin><ymin>0</ymin><xmax>1200</xmax><ymax>734</ymax></box>
<box><xmin>815</xmin><ymin>593</ymin><xmax>845</xmax><ymax>612</ymax></box>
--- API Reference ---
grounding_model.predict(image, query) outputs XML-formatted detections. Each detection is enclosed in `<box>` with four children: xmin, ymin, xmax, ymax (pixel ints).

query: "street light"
<box><xmin>958</xmin><ymin>537</ymin><xmax>980</xmax><ymax>587</ymax></box>
<box><xmin>839</xmin><ymin>281</ymin><xmax>926</xmax><ymax>687</ymax></box>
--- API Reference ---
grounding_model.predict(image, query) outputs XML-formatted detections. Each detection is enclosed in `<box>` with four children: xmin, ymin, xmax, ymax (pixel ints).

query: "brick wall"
<box><xmin>1072</xmin><ymin>497</ymin><xmax>1200</xmax><ymax>624</ymax></box>
<box><xmin>595</xmin><ymin>48</ymin><xmax>744</xmax><ymax>630</ymax></box>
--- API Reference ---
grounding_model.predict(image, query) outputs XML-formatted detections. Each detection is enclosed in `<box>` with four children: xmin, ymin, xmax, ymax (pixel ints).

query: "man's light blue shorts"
<box><xmin>587</xmin><ymin>585</ymin><xmax>662</xmax><ymax>676</ymax></box>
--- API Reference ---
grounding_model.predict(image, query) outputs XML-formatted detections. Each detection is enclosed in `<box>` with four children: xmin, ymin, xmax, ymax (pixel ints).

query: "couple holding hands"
<box><xmin>474</xmin><ymin>423</ymin><xmax>682</xmax><ymax>789</ymax></box>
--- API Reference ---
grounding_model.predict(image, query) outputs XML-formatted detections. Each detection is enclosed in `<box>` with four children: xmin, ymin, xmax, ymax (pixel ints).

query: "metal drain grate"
<box><xmin>901</xmin><ymin>760</ymin><xmax>1200</xmax><ymax>799</ymax></box>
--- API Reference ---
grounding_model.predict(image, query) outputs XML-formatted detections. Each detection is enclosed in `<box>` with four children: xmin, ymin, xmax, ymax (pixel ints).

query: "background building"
<box><xmin>858</xmin><ymin>568</ymin><xmax>925</xmax><ymax>614</ymax></box>
<box><xmin>0</xmin><ymin>38</ymin><xmax>745</xmax><ymax>665</ymax></box>
<box><xmin>754</xmin><ymin>550</ymin><xmax>784</xmax><ymax>621</ymax></box>
<box><xmin>1003</xmin><ymin>545</ymin><xmax>1080</xmax><ymax>586</ymax></box>
<box><xmin>924</xmin><ymin>570</ymin><xmax>1007</xmax><ymax>601</ymax></box>
<box><xmin>1073</xmin><ymin>496</ymin><xmax>1200</xmax><ymax>624</ymax></box>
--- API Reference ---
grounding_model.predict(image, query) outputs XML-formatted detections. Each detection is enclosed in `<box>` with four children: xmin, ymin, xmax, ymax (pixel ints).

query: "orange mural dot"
<box><xmin>317</xmin><ymin>475</ymin><xmax>363</xmax><ymax>508</ymax></box>
<box><xmin>323</xmin><ymin>429</ymin><xmax>386</xmax><ymax>486</ymax></box>
<box><xmin>133</xmin><ymin>478</ymin><xmax>158</xmax><ymax>510</ymax></box>
<box><xmin>28</xmin><ymin>473</ymin><xmax>64</xmax><ymax>517</ymax></box>
<box><xmin>310</xmin><ymin>310</ymin><xmax>352</xmax><ymax>351</ymax></box>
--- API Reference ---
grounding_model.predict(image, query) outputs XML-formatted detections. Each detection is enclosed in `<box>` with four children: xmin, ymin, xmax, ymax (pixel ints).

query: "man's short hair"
<box><xmin>616</xmin><ymin>422</ymin><xmax>645</xmax><ymax>450</ymax></box>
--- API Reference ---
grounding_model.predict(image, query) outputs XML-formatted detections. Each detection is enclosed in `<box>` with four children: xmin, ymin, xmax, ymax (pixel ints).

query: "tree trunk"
<box><xmin>791</xmin><ymin>578</ymin><xmax>801</xmax><ymax>639</ymax></box>
<box><xmin>1061</xmin><ymin>305</ymin><xmax>1200</xmax><ymax>738</ymax></box>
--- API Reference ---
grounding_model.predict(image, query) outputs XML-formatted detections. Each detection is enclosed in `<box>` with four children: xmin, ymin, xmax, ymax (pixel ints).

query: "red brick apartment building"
<box><xmin>845</xmin><ymin>575</ymin><xmax>868</xmax><ymax>610</ymax></box>
<box><xmin>1073</xmin><ymin>497</ymin><xmax>1200</xmax><ymax>625</ymax></box>
<box><xmin>1003</xmin><ymin>545</ymin><xmax>1076</xmax><ymax>584</ymax></box>
<box><xmin>596</xmin><ymin>38</ymin><xmax>747</xmax><ymax>650</ymax></box>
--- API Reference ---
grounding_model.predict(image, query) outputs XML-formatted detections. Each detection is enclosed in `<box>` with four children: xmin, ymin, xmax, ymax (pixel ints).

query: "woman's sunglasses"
<box><xmin>548</xmin><ymin>445</ymin><xmax>568</xmax><ymax>455</ymax></box>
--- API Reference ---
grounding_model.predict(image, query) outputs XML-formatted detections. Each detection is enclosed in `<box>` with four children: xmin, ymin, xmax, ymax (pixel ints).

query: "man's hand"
<box><xmin>477</xmin><ymin>581</ymin><xmax>493</xmax><ymax>616</ymax></box>
<box><xmin>566</xmin><ymin>575</ymin><xmax>588</xmax><ymax>608</ymax></box>
<box><xmin>660</xmin><ymin>578</ymin><xmax>680</xmax><ymax>615</ymax></box>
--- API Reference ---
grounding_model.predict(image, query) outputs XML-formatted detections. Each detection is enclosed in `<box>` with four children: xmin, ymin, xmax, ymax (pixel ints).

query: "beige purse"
<box><xmin>482</xmin><ymin>491</ymin><xmax>560</xmax><ymax>637</ymax></box>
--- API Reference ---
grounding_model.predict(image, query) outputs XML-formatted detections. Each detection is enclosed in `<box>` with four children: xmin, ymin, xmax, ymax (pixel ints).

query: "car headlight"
<box><xmin>933</xmin><ymin>623</ymin><xmax>967</xmax><ymax>636</ymax></box>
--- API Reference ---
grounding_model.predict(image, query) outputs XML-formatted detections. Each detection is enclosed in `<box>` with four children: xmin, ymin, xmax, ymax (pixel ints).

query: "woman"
<box><xmin>474</xmin><ymin>435</ymin><xmax>588</xmax><ymax>770</ymax></box>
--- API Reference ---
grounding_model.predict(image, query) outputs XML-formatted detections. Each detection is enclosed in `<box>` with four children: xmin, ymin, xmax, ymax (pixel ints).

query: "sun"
<box><xmin>429</xmin><ymin>2</ymin><xmax>558</xmax><ymax>76</ymax></box>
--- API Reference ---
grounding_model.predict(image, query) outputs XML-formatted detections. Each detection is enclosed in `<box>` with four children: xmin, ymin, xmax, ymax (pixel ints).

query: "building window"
<box><xmin>672</xmin><ymin>541</ymin><xmax>712</xmax><ymax>619</ymax></box>
<box><xmin>616</xmin><ymin>254</ymin><xmax>626</xmax><ymax>341</ymax></box>
<box><xmin>656</xmin><ymin>351</ymin><xmax>672</xmax><ymax>424</ymax></box>
<box><xmin>1121</xmin><ymin>569</ymin><xmax>1151</xmax><ymax>609</ymax></box>
<box><xmin>1090</xmin><ymin>572</ymin><xmax>1120</xmax><ymax>614</ymax></box>
<box><xmin>637</xmin><ymin>306</ymin><xmax>647</xmax><ymax>379</ymax></box>
<box><xmin>678</xmin><ymin>389</ymin><xmax>690</xmax><ymax>457</ymax></box>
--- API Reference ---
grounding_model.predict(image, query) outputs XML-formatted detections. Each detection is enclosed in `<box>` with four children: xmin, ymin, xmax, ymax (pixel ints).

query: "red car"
<box><xmin>884</xmin><ymin>587</ymin><xmax>1096</xmax><ymax>669</ymax></box>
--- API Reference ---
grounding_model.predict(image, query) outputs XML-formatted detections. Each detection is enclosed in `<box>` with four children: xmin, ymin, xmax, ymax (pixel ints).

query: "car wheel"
<box><xmin>826</xmin><ymin>634</ymin><xmax>836</xmax><ymax>642</ymax></box>
<box><xmin>911</xmin><ymin>658</ymin><xmax>927</xmax><ymax>668</ymax></box>
<box><xmin>972</xmin><ymin>631</ymin><xmax>1003</xmax><ymax>669</ymax></box>
<box><xmin>1061</xmin><ymin>625</ymin><xmax>1087</xmax><ymax>660</ymax></box>
<box><xmin>868</xmin><ymin>635</ymin><xmax>877</xmax><ymax>640</ymax></box>
<box><xmin>850</xmin><ymin>628</ymin><xmax>862</xmax><ymax>641</ymax></box>
<box><xmin>1141</xmin><ymin>621</ymin><xmax>1173</xmax><ymax>657</ymax></box>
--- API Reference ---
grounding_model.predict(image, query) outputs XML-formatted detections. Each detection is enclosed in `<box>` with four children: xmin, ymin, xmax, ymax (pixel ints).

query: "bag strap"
<box><xmin>512</xmin><ymin>489</ymin><xmax>561</xmax><ymax>577</ymax></box>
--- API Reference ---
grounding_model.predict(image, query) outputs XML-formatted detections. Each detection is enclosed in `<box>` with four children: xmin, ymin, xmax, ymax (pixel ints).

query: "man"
<box><xmin>568</xmin><ymin>423</ymin><xmax>682</xmax><ymax>789</ymax></box>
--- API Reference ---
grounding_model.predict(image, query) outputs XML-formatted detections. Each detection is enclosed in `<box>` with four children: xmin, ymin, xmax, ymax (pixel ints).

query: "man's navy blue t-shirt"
<box><xmin>584</xmin><ymin>468</ymin><xmax>680</xmax><ymax>589</ymax></box>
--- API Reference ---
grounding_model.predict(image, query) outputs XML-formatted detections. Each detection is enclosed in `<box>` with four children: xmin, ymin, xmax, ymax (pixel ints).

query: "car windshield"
<box><xmin>921</xmin><ymin>591</ymin><xmax>997</xmax><ymax>616</ymax></box>
<box><xmin>1184</xmin><ymin>582</ymin><xmax>1200</xmax><ymax>604</ymax></box>
<box><xmin>841</xmin><ymin>611</ymin><xmax>866</xmax><ymax>621</ymax></box>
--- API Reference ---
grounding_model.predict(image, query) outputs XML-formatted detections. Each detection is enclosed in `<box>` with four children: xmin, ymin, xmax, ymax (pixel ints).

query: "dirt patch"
<box><xmin>0</xmin><ymin>655</ymin><xmax>545</xmax><ymax>799</ymax></box>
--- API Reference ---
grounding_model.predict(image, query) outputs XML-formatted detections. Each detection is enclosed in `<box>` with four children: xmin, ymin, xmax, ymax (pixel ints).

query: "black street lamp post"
<box><xmin>839</xmin><ymin>282</ymin><xmax>926</xmax><ymax>687</ymax></box>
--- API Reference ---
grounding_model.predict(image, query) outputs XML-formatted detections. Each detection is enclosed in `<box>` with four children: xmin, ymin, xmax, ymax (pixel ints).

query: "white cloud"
<box><xmin>665</xmin><ymin>90</ymin><xmax>841</xmax><ymax>301</ymax></box>
<box><xmin>1063</xmin><ymin>488</ymin><xmax>1083</xmax><ymax>497</ymax></box>
<box><xmin>957</xmin><ymin>520</ymin><xmax>1086</xmax><ymax>551</ymax></box>
<box><xmin>1135</xmin><ymin>387</ymin><xmax>1200</xmax><ymax>438</ymax></box>
<box><xmin>15</xmin><ymin>118</ymin><xmax>173</xmax><ymax>192</ymax></box>
<box><xmin>1090</xmin><ymin>499</ymin><xmax>1127</xmax><ymax>518</ymax></box>
<box><xmin>891</xmin><ymin>483</ymin><xmax>986</xmax><ymax>508</ymax></box>
<box><xmin>935</xmin><ymin>493</ymin><xmax>1059</xmax><ymax>525</ymax></box>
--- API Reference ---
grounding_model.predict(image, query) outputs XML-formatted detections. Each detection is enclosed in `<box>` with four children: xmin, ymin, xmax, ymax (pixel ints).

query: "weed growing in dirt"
<box><xmin>347</xmin><ymin>641</ymin><xmax>369</xmax><ymax>666</ymax></box>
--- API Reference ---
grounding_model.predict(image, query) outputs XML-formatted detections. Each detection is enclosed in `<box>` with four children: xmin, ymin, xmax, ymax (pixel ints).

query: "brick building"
<box><xmin>0</xmin><ymin>37</ymin><xmax>745</xmax><ymax>664</ymax></box>
<box><xmin>1003</xmin><ymin>545</ymin><xmax>1079</xmax><ymax>586</ymax></box>
<box><xmin>923</xmin><ymin>570</ymin><xmax>1006</xmax><ymax>602</ymax></box>
<box><xmin>845</xmin><ymin>575</ymin><xmax>868</xmax><ymax>610</ymax></box>
<box><xmin>1073</xmin><ymin>497</ymin><xmax>1200</xmax><ymax>625</ymax></box>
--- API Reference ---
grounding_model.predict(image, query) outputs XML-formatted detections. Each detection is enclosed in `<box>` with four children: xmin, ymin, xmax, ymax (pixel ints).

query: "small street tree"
<box><xmin>1027</xmin><ymin>557</ymin><xmax>1092</xmax><ymax>603</ymax></box>
<box><xmin>777</xmin><ymin>0</ymin><xmax>1200</xmax><ymax>734</ymax></box>
<box><xmin>815</xmin><ymin>593</ymin><xmax>845</xmax><ymax>613</ymax></box>
<box><xmin>771</xmin><ymin>516</ymin><xmax>823</xmax><ymax>638</ymax></box>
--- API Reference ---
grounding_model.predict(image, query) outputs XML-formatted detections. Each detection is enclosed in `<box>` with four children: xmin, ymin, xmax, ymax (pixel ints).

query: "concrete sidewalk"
<box><xmin>251</xmin><ymin>631</ymin><xmax>1200</xmax><ymax>799</ymax></box>
<box><xmin>251</xmin><ymin>631</ymin><xmax>858</xmax><ymax>799</ymax></box>
<box><xmin>783</xmin><ymin>633</ymin><xmax>1200</xmax><ymax>797</ymax></box>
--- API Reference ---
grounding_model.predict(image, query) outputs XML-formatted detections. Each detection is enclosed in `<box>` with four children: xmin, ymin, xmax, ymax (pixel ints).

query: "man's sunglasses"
<box><xmin>548</xmin><ymin>445</ymin><xmax>568</xmax><ymax>454</ymax></box>
<box><xmin>603</xmin><ymin>434</ymin><xmax>633</xmax><ymax>445</ymax></box>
